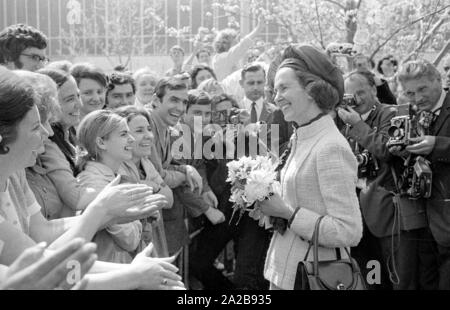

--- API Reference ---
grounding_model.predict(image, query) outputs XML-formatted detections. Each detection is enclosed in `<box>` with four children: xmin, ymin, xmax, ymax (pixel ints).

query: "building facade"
<box><xmin>0</xmin><ymin>0</ymin><xmax>283</xmax><ymax>59</ymax></box>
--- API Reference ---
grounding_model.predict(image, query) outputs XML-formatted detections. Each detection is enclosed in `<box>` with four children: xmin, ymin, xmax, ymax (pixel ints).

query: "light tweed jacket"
<box><xmin>264</xmin><ymin>114</ymin><xmax>363</xmax><ymax>290</ymax></box>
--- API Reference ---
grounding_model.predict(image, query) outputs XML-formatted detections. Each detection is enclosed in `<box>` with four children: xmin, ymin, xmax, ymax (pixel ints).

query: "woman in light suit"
<box><xmin>259</xmin><ymin>45</ymin><xmax>363</xmax><ymax>290</ymax></box>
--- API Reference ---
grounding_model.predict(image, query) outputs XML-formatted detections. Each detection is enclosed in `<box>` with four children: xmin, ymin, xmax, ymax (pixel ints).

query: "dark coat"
<box><xmin>344</xmin><ymin>103</ymin><xmax>406</xmax><ymax>237</ymax></box>
<box><xmin>426</xmin><ymin>92</ymin><xmax>450</xmax><ymax>247</ymax></box>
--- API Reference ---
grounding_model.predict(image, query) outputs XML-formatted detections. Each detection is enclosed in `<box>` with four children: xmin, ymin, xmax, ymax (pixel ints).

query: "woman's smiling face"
<box><xmin>6</xmin><ymin>105</ymin><xmax>49</xmax><ymax>169</ymax></box>
<box><xmin>127</xmin><ymin>115</ymin><xmax>154</xmax><ymax>159</ymax></box>
<box><xmin>58</xmin><ymin>77</ymin><xmax>82</xmax><ymax>128</ymax></box>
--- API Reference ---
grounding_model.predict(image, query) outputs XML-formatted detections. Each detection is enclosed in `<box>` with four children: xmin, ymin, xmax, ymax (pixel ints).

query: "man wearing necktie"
<box><xmin>394</xmin><ymin>59</ymin><xmax>450</xmax><ymax>290</ymax></box>
<box><xmin>239</xmin><ymin>63</ymin><xmax>277</xmax><ymax>124</ymax></box>
<box><xmin>239</xmin><ymin>63</ymin><xmax>277</xmax><ymax>158</ymax></box>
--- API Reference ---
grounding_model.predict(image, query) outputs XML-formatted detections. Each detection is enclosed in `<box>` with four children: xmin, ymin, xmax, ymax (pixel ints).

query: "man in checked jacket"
<box><xmin>338</xmin><ymin>70</ymin><xmax>439</xmax><ymax>290</ymax></box>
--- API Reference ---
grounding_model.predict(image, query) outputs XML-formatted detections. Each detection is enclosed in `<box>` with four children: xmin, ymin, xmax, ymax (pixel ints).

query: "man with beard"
<box><xmin>0</xmin><ymin>24</ymin><xmax>49</xmax><ymax>72</ymax></box>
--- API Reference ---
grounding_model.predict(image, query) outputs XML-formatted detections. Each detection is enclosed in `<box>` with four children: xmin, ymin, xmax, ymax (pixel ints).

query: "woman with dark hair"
<box><xmin>189</xmin><ymin>64</ymin><xmax>217</xmax><ymax>89</ymax></box>
<box><xmin>115</xmin><ymin>105</ymin><xmax>174</xmax><ymax>257</ymax></box>
<box><xmin>0</xmin><ymin>67</ymin><xmax>183</xmax><ymax>290</ymax></box>
<box><xmin>258</xmin><ymin>45</ymin><xmax>363</xmax><ymax>290</ymax></box>
<box><xmin>37</xmin><ymin>68</ymin><xmax>84</xmax><ymax>214</ymax></box>
<box><xmin>70</xmin><ymin>62</ymin><xmax>108</xmax><ymax>120</ymax></box>
<box><xmin>376</xmin><ymin>55</ymin><xmax>399</xmax><ymax>96</ymax></box>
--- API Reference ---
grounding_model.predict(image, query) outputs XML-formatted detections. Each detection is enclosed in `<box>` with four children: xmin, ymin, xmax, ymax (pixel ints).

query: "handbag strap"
<box><xmin>305</xmin><ymin>216</ymin><xmax>358</xmax><ymax>277</ymax></box>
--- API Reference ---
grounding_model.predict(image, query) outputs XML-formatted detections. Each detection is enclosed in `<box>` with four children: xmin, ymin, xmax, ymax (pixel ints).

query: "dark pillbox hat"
<box><xmin>276</xmin><ymin>44</ymin><xmax>344</xmax><ymax>106</ymax></box>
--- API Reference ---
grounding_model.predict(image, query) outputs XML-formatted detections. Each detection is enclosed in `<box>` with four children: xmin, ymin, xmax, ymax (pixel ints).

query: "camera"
<box><xmin>387</xmin><ymin>104</ymin><xmax>434</xmax><ymax>149</ymax></box>
<box><xmin>355</xmin><ymin>149</ymin><xmax>379</xmax><ymax>179</ymax></box>
<box><xmin>326</xmin><ymin>43</ymin><xmax>358</xmax><ymax>57</ymax></box>
<box><xmin>397</xmin><ymin>156</ymin><xmax>433</xmax><ymax>199</ymax></box>
<box><xmin>340</xmin><ymin>94</ymin><xmax>358</xmax><ymax>109</ymax></box>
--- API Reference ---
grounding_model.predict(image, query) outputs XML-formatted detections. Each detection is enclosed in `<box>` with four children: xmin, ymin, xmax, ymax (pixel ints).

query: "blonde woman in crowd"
<box><xmin>133</xmin><ymin>67</ymin><xmax>160</xmax><ymax>109</ymax></box>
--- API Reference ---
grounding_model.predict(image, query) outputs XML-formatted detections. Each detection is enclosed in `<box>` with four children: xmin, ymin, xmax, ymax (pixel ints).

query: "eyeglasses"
<box><xmin>21</xmin><ymin>53</ymin><xmax>50</xmax><ymax>64</ymax></box>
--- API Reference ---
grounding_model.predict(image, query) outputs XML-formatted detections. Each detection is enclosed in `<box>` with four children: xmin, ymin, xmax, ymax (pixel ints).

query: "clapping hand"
<box><xmin>131</xmin><ymin>243</ymin><xmax>185</xmax><ymax>290</ymax></box>
<box><xmin>90</xmin><ymin>175</ymin><xmax>168</xmax><ymax>226</ymax></box>
<box><xmin>1</xmin><ymin>239</ymin><xmax>97</xmax><ymax>290</ymax></box>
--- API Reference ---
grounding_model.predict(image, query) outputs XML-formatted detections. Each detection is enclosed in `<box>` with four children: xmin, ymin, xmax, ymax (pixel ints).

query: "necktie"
<box><xmin>251</xmin><ymin>102</ymin><xmax>257</xmax><ymax>123</ymax></box>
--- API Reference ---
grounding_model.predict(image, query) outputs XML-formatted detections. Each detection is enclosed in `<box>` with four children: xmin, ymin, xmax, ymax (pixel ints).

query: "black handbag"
<box><xmin>294</xmin><ymin>216</ymin><xmax>366</xmax><ymax>290</ymax></box>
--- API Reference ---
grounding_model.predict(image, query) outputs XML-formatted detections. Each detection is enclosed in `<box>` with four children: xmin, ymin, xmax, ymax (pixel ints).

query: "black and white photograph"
<box><xmin>0</xmin><ymin>0</ymin><xmax>450</xmax><ymax>294</ymax></box>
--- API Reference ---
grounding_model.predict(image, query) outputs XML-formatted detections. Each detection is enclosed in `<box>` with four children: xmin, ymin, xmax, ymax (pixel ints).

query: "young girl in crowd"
<box><xmin>76</xmin><ymin>110</ymin><xmax>148</xmax><ymax>263</ymax></box>
<box><xmin>116</xmin><ymin>106</ymin><xmax>174</xmax><ymax>257</ymax></box>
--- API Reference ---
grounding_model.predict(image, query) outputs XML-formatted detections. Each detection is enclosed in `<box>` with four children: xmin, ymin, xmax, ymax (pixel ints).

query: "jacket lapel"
<box><xmin>433</xmin><ymin>92</ymin><xmax>450</xmax><ymax>135</ymax></box>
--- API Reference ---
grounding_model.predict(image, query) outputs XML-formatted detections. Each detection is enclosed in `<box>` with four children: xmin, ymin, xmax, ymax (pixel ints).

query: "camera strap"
<box><xmin>388</xmin><ymin>165</ymin><xmax>404</xmax><ymax>286</ymax></box>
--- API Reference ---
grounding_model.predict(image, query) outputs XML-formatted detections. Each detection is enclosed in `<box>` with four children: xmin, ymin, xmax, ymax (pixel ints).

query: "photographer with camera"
<box><xmin>338</xmin><ymin>70</ymin><xmax>437</xmax><ymax>290</ymax></box>
<box><xmin>391</xmin><ymin>59</ymin><xmax>450</xmax><ymax>290</ymax></box>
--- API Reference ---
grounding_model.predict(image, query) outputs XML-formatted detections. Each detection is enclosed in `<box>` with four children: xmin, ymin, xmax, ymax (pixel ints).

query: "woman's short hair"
<box><xmin>114</xmin><ymin>105</ymin><xmax>151</xmax><ymax>124</ymax></box>
<box><xmin>107</xmin><ymin>72</ymin><xmax>136</xmax><ymax>94</ymax></box>
<box><xmin>211</xmin><ymin>93</ymin><xmax>239</xmax><ymax>109</ymax></box>
<box><xmin>132</xmin><ymin>67</ymin><xmax>160</xmax><ymax>84</ymax></box>
<box><xmin>0</xmin><ymin>67</ymin><xmax>37</xmax><ymax>154</ymax></box>
<box><xmin>70</xmin><ymin>62</ymin><xmax>108</xmax><ymax>88</ymax></box>
<box><xmin>46</xmin><ymin>60</ymin><xmax>73</xmax><ymax>73</ymax></box>
<box><xmin>15</xmin><ymin>71</ymin><xmax>61</xmax><ymax>124</ymax></box>
<box><xmin>77</xmin><ymin>110</ymin><xmax>126</xmax><ymax>167</ymax></box>
<box><xmin>397</xmin><ymin>59</ymin><xmax>441</xmax><ymax>84</ymax></box>
<box><xmin>213</xmin><ymin>29</ymin><xmax>237</xmax><ymax>54</ymax></box>
<box><xmin>197</xmin><ymin>78</ymin><xmax>225</xmax><ymax>95</ymax></box>
<box><xmin>279</xmin><ymin>66</ymin><xmax>340</xmax><ymax>113</ymax></box>
<box><xmin>189</xmin><ymin>65</ymin><xmax>217</xmax><ymax>89</ymax></box>
<box><xmin>38</xmin><ymin>67</ymin><xmax>72</xmax><ymax>88</ymax></box>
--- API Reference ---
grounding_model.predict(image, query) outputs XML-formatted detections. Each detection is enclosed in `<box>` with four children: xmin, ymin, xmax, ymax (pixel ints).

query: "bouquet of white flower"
<box><xmin>226</xmin><ymin>156</ymin><xmax>281</xmax><ymax>229</ymax></box>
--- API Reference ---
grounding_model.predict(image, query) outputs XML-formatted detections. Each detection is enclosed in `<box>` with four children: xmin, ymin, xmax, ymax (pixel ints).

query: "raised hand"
<box><xmin>1</xmin><ymin>239</ymin><xmax>97</xmax><ymax>290</ymax></box>
<box><xmin>88</xmin><ymin>175</ymin><xmax>168</xmax><ymax>226</ymax></box>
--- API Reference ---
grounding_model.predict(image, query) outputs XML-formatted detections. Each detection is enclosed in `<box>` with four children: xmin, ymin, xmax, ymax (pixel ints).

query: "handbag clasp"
<box><xmin>337</xmin><ymin>283</ymin><xmax>346</xmax><ymax>290</ymax></box>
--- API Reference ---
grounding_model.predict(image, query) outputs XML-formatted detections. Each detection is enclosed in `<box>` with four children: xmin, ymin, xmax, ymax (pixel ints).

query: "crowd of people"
<box><xmin>0</xmin><ymin>19</ymin><xmax>450</xmax><ymax>290</ymax></box>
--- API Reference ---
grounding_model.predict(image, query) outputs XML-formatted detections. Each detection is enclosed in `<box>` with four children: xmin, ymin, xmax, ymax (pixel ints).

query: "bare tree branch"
<box><xmin>433</xmin><ymin>40</ymin><xmax>450</xmax><ymax>66</ymax></box>
<box><xmin>314</xmin><ymin>0</ymin><xmax>325</xmax><ymax>48</ymax></box>
<box><xmin>403</xmin><ymin>16</ymin><xmax>449</xmax><ymax>62</ymax></box>
<box><xmin>323</xmin><ymin>0</ymin><xmax>346</xmax><ymax>11</ymax></box>
<box><xmin>369</xmin><ymin>5</ymin><xmax>450</xmax><ymax>61</ymax></box>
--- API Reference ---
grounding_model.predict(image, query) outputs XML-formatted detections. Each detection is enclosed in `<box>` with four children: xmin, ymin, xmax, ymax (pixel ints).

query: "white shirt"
<box><xmin>243</xmin><ymin>97</ymin><xmax>264</xmax><ymax>122</ymax></box>
<box><xmin>212</xmin><ymin>36</ymin><xmax>255</xmax><ymax>81</ymax></box>
<box><xmin>432</xmin><ymin>90</ymin><xmax>447</xmax><ymax>116</ymax></box>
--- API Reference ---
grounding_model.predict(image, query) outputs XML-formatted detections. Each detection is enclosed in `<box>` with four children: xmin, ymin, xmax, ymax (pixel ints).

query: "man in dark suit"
<box><xmin>339</xmin><ymin>70</ymin><xmax>439</xmax><ymax>289</ymax></box>
<box><xmin>239</xmin><ymin>63</ymin><xmax>277</xmax><ymax>124</ymax></box>
<box><xmin>396</xmin><ymin>59</ymin><xmax>450</xmax><ymax>290</ymax></box>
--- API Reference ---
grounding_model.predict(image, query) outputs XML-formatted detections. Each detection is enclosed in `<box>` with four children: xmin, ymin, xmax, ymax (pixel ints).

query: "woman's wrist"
<box><xmin>82</xmin><ymin>204</ymin><xmax>110</xmax><ymax>228</ymax></box>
